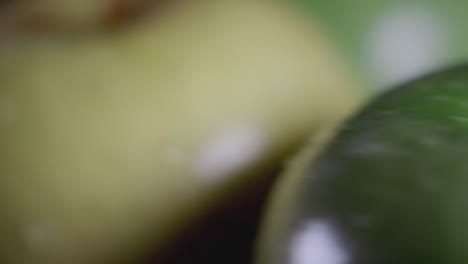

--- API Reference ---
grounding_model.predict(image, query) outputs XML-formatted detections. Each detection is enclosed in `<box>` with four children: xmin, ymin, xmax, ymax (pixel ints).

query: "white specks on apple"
<box><xmin>0</xmin><ymin>99</ymin><xmax>17</xmax><ymax>125</ymax></box>
<box><xmin>289</xmin><ymin>220</ymin><xmax>349</xmax><ymax>264</ymax></box>
<box><xmin>24</xmin><ymin>222</ymin><xmax>53</xmax><ymax>251</ymax></box>
<box><xmin>194</xmin><ymin>123</ymin><xmax>267</xmax><ymax>182</ymax></box>
<box><xmin>368</xmin><ymin>6</ymin><xmax>446</xmax><ymax>87</ymax></box>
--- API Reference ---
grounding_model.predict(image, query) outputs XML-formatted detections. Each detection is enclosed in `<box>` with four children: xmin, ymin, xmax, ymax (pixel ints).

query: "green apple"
<box><xmin>256</xmin><ymin>64</ymin><xmax>468</xmax><ymax>264</ymax></box>
<box><xmin>292</xmin><ymin>0</ymin><xmax>468</xmax><ymax>89</ymax></box>
<box><xmin>0</xmin><ymin>1</ymin><xmax>364</xmax><ymax>263</ymax></box>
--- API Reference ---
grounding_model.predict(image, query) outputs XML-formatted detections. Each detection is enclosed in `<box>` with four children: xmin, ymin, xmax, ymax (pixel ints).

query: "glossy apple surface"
<box><xmin>257</xmin><ymin>64</ymin><xmax>468</xmax><ymax>264</ymax></box>
<box><xmin>0</xmin><ymin>2</ymin><xmax>364</xmax><ymax>263</ymax></box>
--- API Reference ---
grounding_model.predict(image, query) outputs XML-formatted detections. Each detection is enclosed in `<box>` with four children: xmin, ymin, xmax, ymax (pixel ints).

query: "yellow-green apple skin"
<box><xmin>0</xmin><ymin>1</ymin><xmax>364</xmax><ymax>263</ymax></box>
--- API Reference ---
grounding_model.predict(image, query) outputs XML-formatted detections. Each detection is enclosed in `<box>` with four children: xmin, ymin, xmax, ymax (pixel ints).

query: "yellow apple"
<box><xmin>0</xmin><ymin>1</ymin><xmax>364</xmax><ymax>263</ymax></box>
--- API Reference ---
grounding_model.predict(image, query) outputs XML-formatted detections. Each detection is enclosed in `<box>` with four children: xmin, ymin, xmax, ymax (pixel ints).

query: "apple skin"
<box><xmin>293</xmin><ymin>0</ymin><xmax>468</xmax><ymax>89</ymax></box>
<box><xmin>0</xmin><ymin>1</ymin><xmax>364</xmax><ymax>263</ymax></box>
<box><xmin>255</xmin><ymin>64</ymin><xmax>468</xmax><ymax>264</ymax></box>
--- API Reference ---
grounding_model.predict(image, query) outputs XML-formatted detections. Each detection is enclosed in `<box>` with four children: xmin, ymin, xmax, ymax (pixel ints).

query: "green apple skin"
<box><xmin>0</xmin><ymin>1</ymin><xmax>364</xmax><ymax>263</ymax></box>
<box><xmin>292</xmin><ymin>0</ymin><xmax>468</xmax><ymax>90</ymax></box>
<box><xmin>256</xmin><ymin>64</ymin><xmax>468</xmax><ymax>264</ymax></box>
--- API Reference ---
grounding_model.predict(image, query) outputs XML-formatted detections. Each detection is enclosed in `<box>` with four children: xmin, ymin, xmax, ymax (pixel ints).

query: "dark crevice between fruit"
<box><xmin>0</xmin><ymin>0</ymin><xmax>12</xmax><ymax>8</ymax></box>
<box><xmin>143</xmin><ymin>165</ymin><xmax>283</xmax><ymax>264</ymax></box>
<box><xmin>142</xmin><ymin>137</ymin><xmax>317</xmax><ymax>264</ymax></box>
